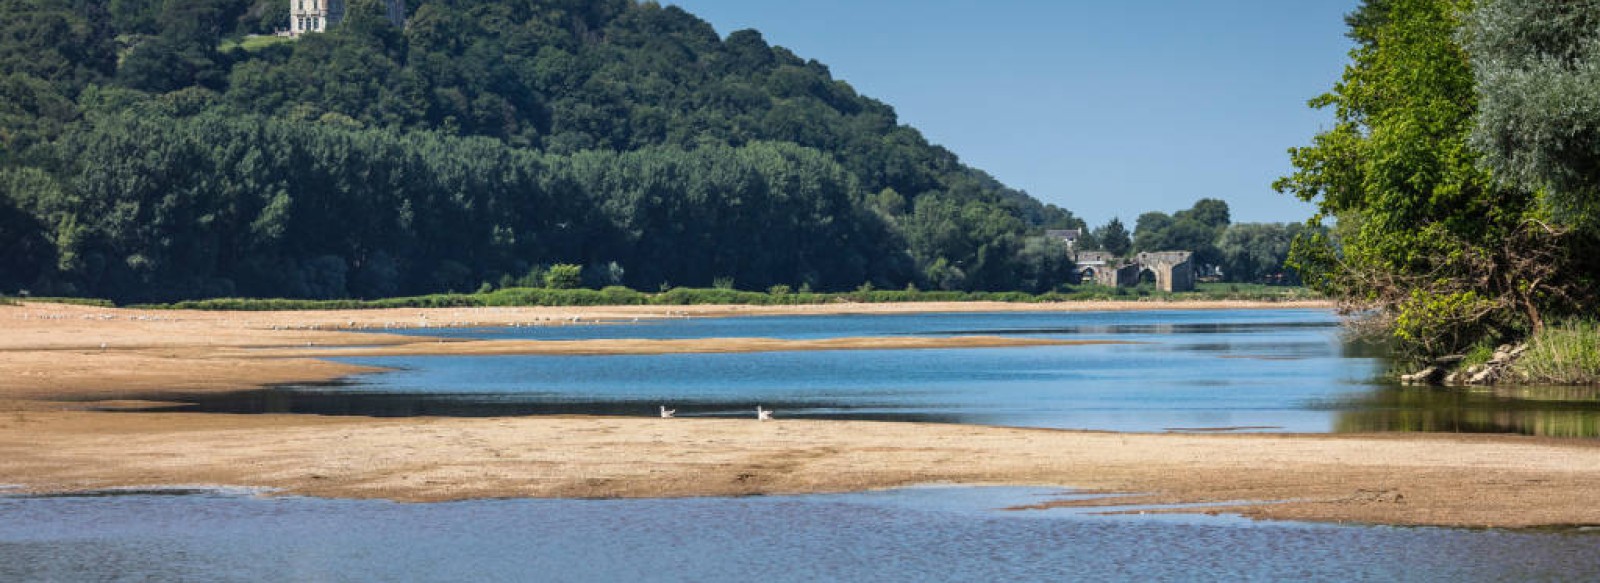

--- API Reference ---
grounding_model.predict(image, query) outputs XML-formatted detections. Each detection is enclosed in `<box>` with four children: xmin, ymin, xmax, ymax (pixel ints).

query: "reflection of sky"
<box><xmin>138</xmin><ymin>309</ymin><xmax>1600</xmax><ymax>435</ymax></box>
<box><xmin>4</xmin><ymin>487</ymin><xmax>1599</xmax><ymax>582</ymax></box>
<box><xmin>313</xmin><ymin>310</ymin><xmax>1382</xmax><ymax>433</ymax></box>
<box><xmin>386</xmin><ymin>309</ymin><xmax>1341</xmax><ymax>342</ymax></box>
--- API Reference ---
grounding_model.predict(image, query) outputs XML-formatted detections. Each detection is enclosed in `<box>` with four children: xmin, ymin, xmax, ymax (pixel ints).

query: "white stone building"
<box><xmin>290</xmin><ymin>0</ymin><xmax>405</xmax><ymax>37</ymax></box>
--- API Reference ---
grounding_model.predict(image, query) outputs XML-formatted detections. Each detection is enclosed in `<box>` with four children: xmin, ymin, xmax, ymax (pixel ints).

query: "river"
<box><xmin>10</xmin><ymin>308</ymin><xmax>1600</xmax><ymax>581</ymax></box>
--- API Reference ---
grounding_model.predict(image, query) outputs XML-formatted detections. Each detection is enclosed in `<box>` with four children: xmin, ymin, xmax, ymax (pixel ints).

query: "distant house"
<box><xmin>1045</xmin><ymin>229</ymin><xmax>1081</xmax><ymax>250</ymax></box>
<box><xmin>289</xmin><ymin>0</ymin><xmax>405</xmax><ymax>37</ymax></box>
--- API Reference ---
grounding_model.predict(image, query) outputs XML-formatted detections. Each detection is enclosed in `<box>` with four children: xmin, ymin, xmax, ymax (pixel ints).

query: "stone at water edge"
<box><xmin>1401</xmin><ymin>366</ymin><xmax>1443</xmax><ymax>385</ymax></box>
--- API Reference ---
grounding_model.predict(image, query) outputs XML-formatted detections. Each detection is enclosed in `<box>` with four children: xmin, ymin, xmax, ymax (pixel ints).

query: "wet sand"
<box><xmin>7</xmin><ymin>300</ymin><xmax>1600</xmax><ymax>528</ymax></box>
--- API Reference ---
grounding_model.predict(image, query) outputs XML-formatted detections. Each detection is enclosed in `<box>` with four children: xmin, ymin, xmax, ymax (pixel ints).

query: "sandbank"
<box><xmin>7</xmin><ymin>299</ymin><xmax>1600</xmax><ymax>529</ymax></box>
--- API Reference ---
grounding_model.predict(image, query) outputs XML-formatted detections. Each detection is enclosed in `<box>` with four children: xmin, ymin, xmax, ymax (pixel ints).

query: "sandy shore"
<box><xmin>6</xmin><ymin>299</ymin><xmax>1600</xmax><ymax>528</ymax></box>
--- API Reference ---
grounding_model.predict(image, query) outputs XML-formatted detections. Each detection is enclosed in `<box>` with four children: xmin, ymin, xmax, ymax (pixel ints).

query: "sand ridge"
<box><xmin>5</xmin><ymin>299</ymin><xmax>1600</xmax><ymax>528</ymax></box>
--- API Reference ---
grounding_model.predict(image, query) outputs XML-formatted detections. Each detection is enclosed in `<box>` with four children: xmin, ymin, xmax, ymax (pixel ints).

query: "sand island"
<box><xmin>3</xmin><ymin>300</ymin><xmax>1598</xmax><ymax>529</ymax></box>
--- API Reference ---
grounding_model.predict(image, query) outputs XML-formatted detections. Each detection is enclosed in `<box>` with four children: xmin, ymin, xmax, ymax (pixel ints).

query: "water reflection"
<box><xmin>924</xmin><ymin>320</ymin><xmax>1341</xmax><ymax>337</ymax></box>
<box><xmin>116</xmin><ymin>388</ymin><xmax>964</xmax><ymax>424</ymax></box>
<box><xmin>1330</xmin><ymin>386</ymin><xmax>1600</xmax><ymax>438</ymax></box>
<box><xmin>399</xmin><ymin>310</ymin><xmax>1341</xmax><ymax>343</ymax></box>
<box><xmin>3</xmin><ymin>488</ymin><xmax>1599</xmax><ymax>582</ymax></box>
<box><xmin>71</xmin><ymin>310</ymin><xmax>1600</xmax><ymax>436</ymax></box>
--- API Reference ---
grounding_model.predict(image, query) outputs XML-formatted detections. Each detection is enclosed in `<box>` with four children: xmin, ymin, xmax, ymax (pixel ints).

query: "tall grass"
<box><xmin>1516</xmin><ymin>320</ymin><xmax>1600</xmax><ymax>385</ymax></box>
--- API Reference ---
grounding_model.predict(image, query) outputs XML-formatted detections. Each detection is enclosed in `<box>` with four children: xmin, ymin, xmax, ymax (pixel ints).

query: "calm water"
<box><xmin>3</xmin><ymin>487</ymin><xmax>1598</xmax><ymax>582</ymax></box>
<box><xmin>25</xmin><ymin>309</ymin><xmax>1600</xmax><ymax>580</ymax></box>
<box><xmin>127</xmin><ymin>309</ymin><xmax>1600</xmax><ymax>435</ymax></box>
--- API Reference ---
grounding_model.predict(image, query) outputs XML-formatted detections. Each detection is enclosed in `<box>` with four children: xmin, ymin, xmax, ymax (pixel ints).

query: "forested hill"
<box><xmin>0</xmin><ymin>0</ymin><xmax>1086</xmax><ymax>302</ymax></box>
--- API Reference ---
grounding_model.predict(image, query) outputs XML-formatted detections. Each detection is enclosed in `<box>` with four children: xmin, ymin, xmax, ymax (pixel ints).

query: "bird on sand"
<box><xmin>756</xmin><ymin>406</ymin><xmax>772</xmax><ymax>421</ymax></box>
<box><xmin>659</xmin><ymin>405</ymin><xmax>675</xmax><ymax>418</ymax></box>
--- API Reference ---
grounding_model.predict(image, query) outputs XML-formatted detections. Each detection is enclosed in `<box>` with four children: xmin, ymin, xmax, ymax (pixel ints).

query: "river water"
<box><xmin>140</xmin><ymin>309</ymin><xmax>1600</xmax><ymax>436</ymax></box>
<box><xmin>3</xmin><ymin>487</ymin><xmax>1597</xmax><ymax>582</ymax></box>
<box><xmin>15</xmin><ymin>308</ymin><xmax>1600</xmax><ymax>580</ymax></box>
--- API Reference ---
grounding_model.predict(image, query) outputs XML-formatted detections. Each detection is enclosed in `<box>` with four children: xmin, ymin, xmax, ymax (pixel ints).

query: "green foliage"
<box><xmin>1092</xmin><ymin>217</ymin><xmax>1132</xmax><ymax>257</ymax></box>
<box><xmin>1467</xmin><ymin>0</ymin><xmax>1600</xmax><ymax>235</ymax></box>
<box><xmin>1216</xmin><ymin>222</ymin><xmax>1325</xmax><ymax>284</ymax></box>
<box><xmin>1275</xmin><ymin>0</ymin><xmax>1586</xmax><ymax>361</ymax></box>
<box><xmin>0</xmin><ymin>0</ymin><xmax>1104</xmax><ymax>301</ymax></box>
<box><xmin>13</xmin><ymin>296</ymin><xmax>115</xmax><ymax>307</ymax></box>
<box><xmin>218</xmin><ymin>35</ymin><xmax>294</xmax><ymax>53</ymax></box>
<box><xmin>544</xmin><ymin>264</ymin><xmax>583</xmax><ymax>290</ymax></box>
<box><xmin>1457</xmin><ymin>339</ymin><xmax>1498</xmax><ymax>370</ymax></box>
<box><xmin>0</xmin><ymin>0</ymin><xmax>117</xmax><ymax>90</ymax></box>
<box><xmin>1131</xmin><ymin>199</ymin><xmax>1231</xmax><ymax>273</ymax></box>
<box><xmin>140</xmin><ymin>282</ymin><xmax>1316</xmax><ymax>311</ymax></box>
<box><xmin>1515</xmin><ymin>320</ymin><xmax>1600</xmax><ymax>385</ymax></box>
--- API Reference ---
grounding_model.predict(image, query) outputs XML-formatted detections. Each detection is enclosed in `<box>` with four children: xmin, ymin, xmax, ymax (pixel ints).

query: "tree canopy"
<box><xmin>1277</xmin><ymin>0</ymin><xmax>1599</xmax><ymax>359</ymax></box>
<box><xmin>0</xmin><ymin>0</ymin><xmax>1090</xmax><ymax>300</ymax></box>
<box><xmin>1131</xmin><ymin>198</ymin><xmax>1232</xmax><ymax>274</ymax></box>
<box><xmin>1467</xmin><ymin>0</ymin><xmax>1600</xmax><ymax>235</ymax></box>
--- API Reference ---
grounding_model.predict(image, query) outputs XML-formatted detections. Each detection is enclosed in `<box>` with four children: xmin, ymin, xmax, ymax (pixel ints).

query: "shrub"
<box><xmin>545</xmin><ymin>264</ymin><xmax>583</xmax><ymax>289</ymax></box>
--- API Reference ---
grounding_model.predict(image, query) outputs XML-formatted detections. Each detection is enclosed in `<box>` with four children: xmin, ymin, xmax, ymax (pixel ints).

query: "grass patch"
<box><xmin>10</xmin><ymin>297</ymin><xmax>116</xmax><ymax>307</ymax></box>
<box><xmin>131</xmin><ymin>284</ymin><xmax>1318</xmax><ymax>311</ymax></box>
<box><xmin>219</xmin><ymin>35</ymin><xmax>294</xmax><ymax>52</ymax></box>
<box><xmin>1457</xmin><ymin>339</ymin><xmax>1499</xmax><ymax>369</ymax></box>
<box><xmin>1516</xmin><ymin>320</ymin><xmax>1600</xmax><ymax>385</ymax></box>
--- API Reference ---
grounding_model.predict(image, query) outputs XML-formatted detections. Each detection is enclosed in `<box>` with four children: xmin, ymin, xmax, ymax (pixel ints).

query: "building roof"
<box><xmin>1045</xmin><ymin>229</ymin><xmax>1081</xmax><ymax>240</ymax></box>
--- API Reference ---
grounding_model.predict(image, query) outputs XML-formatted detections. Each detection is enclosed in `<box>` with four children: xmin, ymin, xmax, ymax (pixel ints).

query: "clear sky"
<box><xmin>668</xmin><ymin>0</ymin><xmax>1360</xmax><ymax>227</ymax></box>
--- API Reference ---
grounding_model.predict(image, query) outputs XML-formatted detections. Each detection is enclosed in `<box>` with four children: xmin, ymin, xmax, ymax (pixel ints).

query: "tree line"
<box><xmin>1074</xmin><ymin>198</ymin><xmax>1324</xmax><ymax>286</ymax></box>
<box><xmin>0</xmin><ymin>0</ymin><xmax>1095</xmax><ymax>301</ymax></box>
<box><xmin>0</xmin><ymin>0</ymin><xmax>1312</xmax><ymax>302</ymax></box>
<box><xmin>1277</xmin><ymin>0</ymin><xmax>1600</xmax><ymax>360</ymax></box>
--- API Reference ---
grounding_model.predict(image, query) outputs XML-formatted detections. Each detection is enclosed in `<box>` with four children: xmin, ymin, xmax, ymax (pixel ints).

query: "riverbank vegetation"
<box><xmin>1077</xmin><ymin>199</ymin><xmax>1325</xmax><ymax>286</ymax></box>
<box><xmin>1278</xmin><ymin>0</ymin><xmax>1600</xmax><ymax>382</ymax></box>
<box><xmin>1516</xmin><ymin>321</ymin><xmax>1600</xmax><ymax>386</ymax></box>
<box><xmin>129</xmin><ymin>281</ymin><xmax>1315</xmax><ymax>311</ymax></box>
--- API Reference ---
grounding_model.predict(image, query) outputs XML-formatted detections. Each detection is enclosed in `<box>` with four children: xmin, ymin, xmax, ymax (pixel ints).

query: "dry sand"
<box><xmin>5</xmin><ymin>299</ymin><xmax>1600</xmax><ymax>528</ymax></box>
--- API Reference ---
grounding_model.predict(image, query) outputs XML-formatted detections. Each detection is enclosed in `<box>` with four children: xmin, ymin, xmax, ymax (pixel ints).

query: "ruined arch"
<box><xmin>1134</xmin><ymin>251</ymin><xmax>1195</xmax><ymax>292</ymax></box>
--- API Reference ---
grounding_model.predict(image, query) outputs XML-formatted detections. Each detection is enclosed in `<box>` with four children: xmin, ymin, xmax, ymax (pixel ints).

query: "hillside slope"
<box><xmin>0</xmin><ymin>0</ymin><xmax>1084</xmax><ymax>301</ymax></box>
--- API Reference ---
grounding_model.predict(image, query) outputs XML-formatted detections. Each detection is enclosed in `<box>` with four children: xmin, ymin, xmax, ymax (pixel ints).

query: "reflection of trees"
<box><xmin>1334</xmin><ymin>386</ymin><xmax>1600</xmax><ymax>438</ymax></box>
<box><xmin>1337</xmin><ymin>336</ymin><xmax>1393</xmax><ymax>360</ymax></box>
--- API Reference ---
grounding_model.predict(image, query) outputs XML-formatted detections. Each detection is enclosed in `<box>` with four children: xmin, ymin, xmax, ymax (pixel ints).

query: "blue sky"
<box><xmin>669</xmin><ymin>0</ymin><xmax>1360</xmax><ymax>227</ymax></box>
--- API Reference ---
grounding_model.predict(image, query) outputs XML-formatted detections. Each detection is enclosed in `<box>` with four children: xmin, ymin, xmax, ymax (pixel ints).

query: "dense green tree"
<box><xmin>0</xmin><ymin>0</ymin><xmax>117</xmax><ymax>90</ymax></box>
<box><xmin>1132</xmin><ymin>211</ymin><xmax>1174</xmax><ymax>252</ymax></box>
<box><xmin>544</xmin><ymin>264</ymin><xmax>582</xmax><ymax>290</ymax></box>
<box><xmin>1467</xmin><ymin>0</ymin><xmax>1600</xmax><ymax>235</ymax></box>
<box><xmin>0</xmin><ymin>0</ymin><xmax>1090</xmax><ymax>300</ymax></box>
<box><xmin>1276</xmin><ymin>0</ymin><xmax>1584</xmax><ymax>359</ymax></box>
<box><xmin>1216</xmin><ymin>222</ymin><xmax>1323</xmax><ymax>285</ymax></box>
<box><xmin>1092</xmin><ymin>217</ymin><xmax>1132</xmax><ymax>257</ymax></box>
<box><xmin>1130</xmin><ymin>199</ymin><xmax>1230</xmax><ymax>273</ymax></box>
